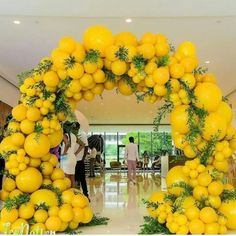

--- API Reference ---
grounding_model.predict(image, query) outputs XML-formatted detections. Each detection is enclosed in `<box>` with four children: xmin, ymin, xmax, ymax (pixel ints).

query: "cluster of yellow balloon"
<box><xmin>0</xmin><ymin>24</ymin><xmax>236</xmax><ymax>235</ymax></box>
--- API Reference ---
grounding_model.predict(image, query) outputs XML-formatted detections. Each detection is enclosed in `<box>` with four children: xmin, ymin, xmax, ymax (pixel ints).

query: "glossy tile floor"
<box><xmin>81</xmin><ymin>171</ymin><xmax>162</xmax><ymax>234</ymax></box>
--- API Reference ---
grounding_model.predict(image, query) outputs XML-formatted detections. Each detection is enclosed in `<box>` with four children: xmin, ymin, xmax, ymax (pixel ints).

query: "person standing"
<box><xmin>60</xmin><ymin>122</ymin><xmax>79</xmax><ymax>187</ymax></box>
<box><xmin>74</xmin><ymin>128</ymin><xmax>89</xmax><ymax>198</ymax></box>
<box><xmin>125</xmin><ymin>137</ymin><xmax>139</xmax><ymax>184</ymax></box>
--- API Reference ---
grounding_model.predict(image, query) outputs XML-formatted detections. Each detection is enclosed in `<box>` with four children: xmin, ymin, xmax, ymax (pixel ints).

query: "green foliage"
<box><xmin>139</xmin><ymin>216</ymin><xmax>171</xmax><ymax>234</ymax></box>
<box><xmin>64</xmin><ymin>56</ymin><xmax>76</xmax><ymax>69</ymax></box>
<box><xmin>156</xmin><ymin>55</ymin><xmax>169</xmax><ymax>67</ymax></box>
<box><xmin>169</xmin><ymin>181</ymin><xmax>193</xmax><ymax>197</ymax></box>
<box><xmin>142</xmin><ymin>199</ymin><xmax>159</xmax><ymax>209</ymax></box>
<box><xmin>165</xmin><ymin>80</ymin><xmax>172</xmax><ymax>101</ymax></box>
<box><xmin>194</xmin><ymin>67</ymin><xmax>208</xmax><ymax>75</ymax></box>
<box><xmin>81</xmin><ymin>215</ymin><xmax>110</xmax><ymax>227</ymax></box>
<box><xmin>25</xmin><ymin>95</ymin><xmax>39</xmax><ymax>107</ymax></box>
<box><xmin>115</xmin><ymin>46</ymin><xmax>128</xmax><ymax>61</ymax></box>
<box><xmin>0</xmin><ymin>150</ymin><xmax>17</xmax><ymax>160</ymax></box>
<box><xmin>195</xmin><ymin>197</ymin><xmax>208</xmax><ymax>209</ymax></box>
<box><xmin>164</xmin><ymin>194</ymin><xmax>177</xmax><ymax>203</ymax></box>
<box><xmin>122</xmin><ymin>74</ymin><xmax>137</xmax><ymax>92</ymax></box>
<box><xmin>121</xmin><ymin>132</ymin><xmax>172</xmax><ymax>156</ymax></box>
<box><xmin>54</xmin><ymin>92</ymin><xmax>76</xmax><ymax>121</ymax></box>
<box><xmin>85</xmin><ymin>49</ymin><xmax>100</xmax><ymax>63</ymax></box>
<box><xmin>34</xmin><ymin>123</ymin><xmax>43</xmax><ymax>135</ymax></box>
<box><xmin>220</xmin><ymin>189</ymin><xmax>236</xmax><ymax>202</ymax></box>
<box><xmin>135</xmin><ymin>88</ymin><xmax>154</xmax><ymax>103</ymax></box>
<box><xmin>104</xmin><ymin>68</ymin><xmax>116</xmax><ymax>82</ymax></box>
<box><xmin>58</xmin><ymin>77</ymin><xmax>72</xmax><ymax>91</ymax></box>
<box><xmin>35</xmin><ymin>202</ymin><xmax>49</xmax><ymax>211</ymax></box>
<box><xmin>179</xmin><ymin>80</ymin><xmax>196</xmax><ymax>102</ymax></box>
<box><xmin>169</xmin><ymin>155</ymin><xmax>187</xmax><ymax>164</ymax></box>
<box><xmin>4</xmin><ymin>193</ymin><xmax>30</xmax><ymax>210</ymax></box>
<box><xmin>153</xmin><ymin>102</ymin><xmax>173</xmax><ymax>132</ymax></box>
<box><xmin>0</xmin><ymin>170</ymin><xmax>16</xmax><ymax>180</ymax></box>
<box><xmin>132</xmin><ymin>55</ymin><xmax>147</xmax><ymax>73</ymax></box>
<box><xmin>17</xmin><ymin>59</ymin><xmax>52</xmax><ymax>86</ymax></box>
<box><xmin>199</xmin><ymin>134</ymin><xmax>219</xmax><ymax>166</ymax></box>
<box><xmin>17</xmin><ymin>70</ymin><xmax>33</xmax><ymax>86</ymax></box>
<box><xmin>185</xmin><ymin>105</ymin><xmax>208</xmax><ymax>150</ymax></box>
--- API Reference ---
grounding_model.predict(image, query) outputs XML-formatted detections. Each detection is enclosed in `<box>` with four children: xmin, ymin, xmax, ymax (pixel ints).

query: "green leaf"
<box><xmin>132</xmin><ymin>55</ymin><xmax>148</xmax><ymax>73</ymax></box>
<box><xmin>199</xmin><ymin>133</ymin><xmax>219</xmax><ymax>166</ymax></box>
<box><xmin>121</xmin><ymin>74</ymin><xmax>137</xmax><ymax>92</ymax></box>
<box><xmin>135</xmin><ymin>88</ymin><xmax>154</xmax><ymax>103</ymax></box>
<box><xmin>58</xmin><ymin>77</ymin><xmax>73</xmax><ymax>91</ymax></box>
<box><xmin>115</xmin><ymin>46</ymin><xmax>128</xmax><ymax>61</ymax></box>
<box><xmin>139</xmin><ymin>216</ymin><xmax>171</xmax><ymax>234</ymax></box>
<box><xmin>81</xmin><ymin>215</ymin><xmax>110</xmax><ymax>227</ymax></box>
<box><xmin>54</xmin><ymin>92</ymin><xmax>76</xmax><ymax>121</ymax></box>
<box><xmin>35</xmin><ymin>202</ymin><xmax>49</xmax><ymax>211</ymax></box>
<box><xmin>4</xmin><ymin>193</ymin><xmax>30</xmax><ymax>210</ymax></box>
<box><xmin>85</xmin><ymin>49</ymin><xmax>100</xmax><ymax>63</ymax></box>
<box><xmin>169</xmin><ymin>181</ymin><xmax>193</xmax><ymax>197</ymax></box>
<box><xmin>179</xmin><ymin>80</ymin><xmax>196</xmax><ymax>102</ymax></box>
<box><xmin>156</xmin><ymin>55</ymin><xmax>169</xmax><ymax>67</ymax></box>
<box><xmin>142</xmin><ymin>199</ymin><xmax>159</xmax><ymax>209</ymax></box>
<box><xmin>26</xmin><ymin>96</ymin><xmax>39</xmax><ymax>107</ymax></box>
<box><xmin>194</xmin><ymin>66</ymin><xmax>208</xmax><ymax>75</ymax></box>
<box><xmin>64</xmin><ymin>56</ymin><xmax>77</xmax><ymax>69</ymax></box>
<box><xmin>220</xmin><ymin>189</ymin><xmax>236</xmax><ymax>202</ymax></box>
<box><xmin>104</xmin><ymin>69</ymin><xmax>116</xmax><ymax>83</ymax></box>
<box><xmin>153</xmin><ymin>102</ymin><xmax>173</xmax><ymax>132</ymax></box>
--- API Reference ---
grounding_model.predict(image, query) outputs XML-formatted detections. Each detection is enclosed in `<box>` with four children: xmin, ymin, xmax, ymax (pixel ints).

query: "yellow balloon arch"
<box><xmin>0</xmin><ymin>24</ymin><xmax>236</xmax><ymax>234</ymax></box>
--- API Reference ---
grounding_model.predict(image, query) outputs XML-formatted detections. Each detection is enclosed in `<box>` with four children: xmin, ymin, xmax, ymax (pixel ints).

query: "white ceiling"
<box><xmin>0</xmin><ymin>0</ymin><xmax>236</xmax><ymax>125</ymax></box>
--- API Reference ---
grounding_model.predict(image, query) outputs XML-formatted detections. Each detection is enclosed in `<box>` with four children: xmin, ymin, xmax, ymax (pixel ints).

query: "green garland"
<box><xmin>153</xmin><ymin>102</ymin><xmax>173</xmax><ymax>132</ymax></box>
<box><xmin>139</xmin><ymin>216</ymin><xmax>171</xmax><ymax>234</ymax></box>
<box><xmin>115</xmin><ymin>46</ymin><xmax>128</xmax><ymax>61</ymax></box>
<box><xmin>4</xmin><ymin>193</ymin><xmax>30</xmax><ymax>210</ymax></box>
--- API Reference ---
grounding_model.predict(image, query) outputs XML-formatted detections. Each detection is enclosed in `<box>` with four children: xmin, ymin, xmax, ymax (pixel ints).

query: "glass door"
<box><xmin>117</xmin><ymin>145</ymin><xmax>126</xmax><ymax>163</ymax></box>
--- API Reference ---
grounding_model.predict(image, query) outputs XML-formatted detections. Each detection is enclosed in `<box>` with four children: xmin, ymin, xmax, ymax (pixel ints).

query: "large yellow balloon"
<box><xmin>220</xmin><ymin>200</ymin><xmax>236</xmax><ymax>229</ymax></box>
<box><xmin>166</xmin><ymin>165</ymin><xmax>189</xmax><ymax>196</ymax></box>
<box><xmin>83</xmin><ymin>25</ymin><xmax>114</xmax><ymax>56</ymax></box>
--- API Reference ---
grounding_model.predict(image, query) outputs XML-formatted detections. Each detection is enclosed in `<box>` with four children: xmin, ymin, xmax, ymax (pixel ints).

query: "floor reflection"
<box><xmin>82</xmin><ymin>173</ymin><xmax>161</xmax><ymax>234</ymax></box>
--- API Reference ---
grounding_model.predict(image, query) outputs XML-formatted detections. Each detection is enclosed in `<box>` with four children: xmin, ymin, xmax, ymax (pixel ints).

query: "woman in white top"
<box><xmin>60</xmin><ymin>122</ymin><xmax>80</xmax><ymax>187</ymax></box>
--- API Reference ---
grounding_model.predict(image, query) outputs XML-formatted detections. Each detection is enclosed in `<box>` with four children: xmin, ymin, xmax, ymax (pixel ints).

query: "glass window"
<box><xmin>105</xmin><ymin>133</ymin><xmax>118</xmax><ymax>168</ymax></box>
<box><xmin>152</xmin><ymin>132</ymin><xmax>173</xmax><ymax>157</ymax></box>
<box><xmin>139</xmin><ymin>132</ymin><xmax>152</xmax><ymax>160</ymax></box>
<box><xmin>120</xmin><ymin>132</ymin><xmax>138</xmax><ymax>145</ymax></box>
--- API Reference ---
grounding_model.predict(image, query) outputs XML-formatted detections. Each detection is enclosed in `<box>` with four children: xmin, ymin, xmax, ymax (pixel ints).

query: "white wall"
<box><xmin>0</xmin><ymin>78</ymin><xmax>19</xmax><ymax>107</ymax></box>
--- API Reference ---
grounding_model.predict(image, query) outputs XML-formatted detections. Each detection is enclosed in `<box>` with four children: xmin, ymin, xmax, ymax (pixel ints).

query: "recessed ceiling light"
<box><xmin>205</xmin><ymin>60</ymin><xmax>210</xmax><ymax>64</ymax></box>
<box><xmin>125</xmin><ymin>18</ymin><xmax>132</xmax><ymax>23</ymax></box>
<box><xmin>13</xmin><ymin>20</ymin><xmax>21</xmax><ymax>25</ymax></box>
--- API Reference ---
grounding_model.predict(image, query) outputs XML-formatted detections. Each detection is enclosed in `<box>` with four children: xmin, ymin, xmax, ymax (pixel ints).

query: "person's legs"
<box><xmin>127</xmin><ymin>160</ymin><xmax>132</xmax><ymax>182</ymax></box>
<box><xmin>75</xmin><ymin>161</ymin><xmax>81</xmax><ymax>187</ymax></box>
<box><xmin>65</xmin><ymin>174</ymin><xmax>75</xmax><ymax>187</ymax></box>
<box><xmin>70</xmin><ymin>174</ymin><xmax>75</xmax><ymax>187</ymax></box>
<box><xmin>78</xmin><ymin>161</ymin><xmax>89</xmax><ymax>197</ymax></box>
<box><xmin>132</xmin><ymin>160</ymin><xmax>137</xmax><ymax>182</ymax></box>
